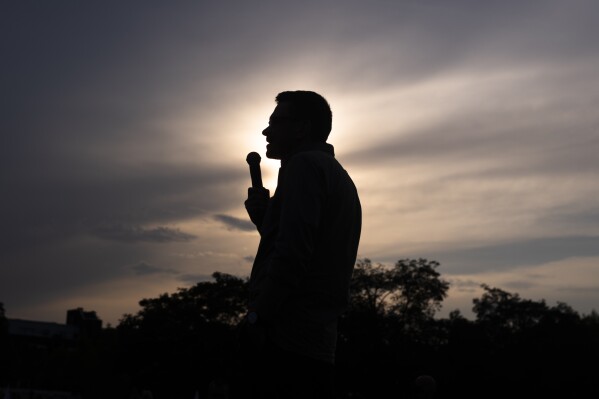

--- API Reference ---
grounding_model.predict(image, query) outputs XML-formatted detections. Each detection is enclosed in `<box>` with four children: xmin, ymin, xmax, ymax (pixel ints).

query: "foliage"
<box><xmin>389</xmin><ymin>258</ymin><xmax>450</xmax><ymax>323</ymax></box>
<box><xmin>350</xmin><ymin>258</ymin><xmax>449</xmax><ymax>325</ymax></box>
<box><xmin>473</xmin><ymin>284</ymin><xmax>548</xmax><ymax>331</ymax></box>
<box><xmin>473</xmin><ymin>284</ymin><xmax>582</xmax><ymax>335</ymax></box>
<box><xmin>119</xmin><ymin>272</ymin><xmax>248</xmax><ymax>334</ymax></box>
<box><xmin>116</xmin><ymin>272</ymin><xmax>248</xmax><ymax>398</ymax></box>
<box><xmin>349</xmin><ymin>258</ymin><xmax>398</xmax><ymax>316</ymax></box>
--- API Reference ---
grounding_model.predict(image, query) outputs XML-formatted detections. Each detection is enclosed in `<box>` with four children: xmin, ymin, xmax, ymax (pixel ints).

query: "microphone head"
<box><xmin>246</xmin><ymin>151</ymin><xmax>261</xmax><ymax>165</ymax></box>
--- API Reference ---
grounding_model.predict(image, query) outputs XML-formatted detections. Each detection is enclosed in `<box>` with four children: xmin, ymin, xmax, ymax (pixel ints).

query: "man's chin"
<box><xmin>265</xmin><ymin>148</ymin><xmax>282</xmax><ymax>160</ymax></box>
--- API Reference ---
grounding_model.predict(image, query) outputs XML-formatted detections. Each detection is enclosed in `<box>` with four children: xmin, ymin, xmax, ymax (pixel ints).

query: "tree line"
<box><xmin>1</xmin><ymin>258</ymin><xmax>598</xmax><ymax>398</ymax></box>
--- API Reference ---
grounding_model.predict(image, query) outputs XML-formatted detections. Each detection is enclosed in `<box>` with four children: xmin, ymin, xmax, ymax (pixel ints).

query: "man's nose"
<box><xmin>262</xmin><ymin>126</ymin><xmax>269</xmax><ymax>136</ymax></box>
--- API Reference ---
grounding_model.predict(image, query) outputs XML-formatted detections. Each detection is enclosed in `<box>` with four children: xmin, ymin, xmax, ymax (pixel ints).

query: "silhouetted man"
<box><xmin>242</xmin><ymin>91</ymin><xmax>362</xmax><ymax>399</ymax></box>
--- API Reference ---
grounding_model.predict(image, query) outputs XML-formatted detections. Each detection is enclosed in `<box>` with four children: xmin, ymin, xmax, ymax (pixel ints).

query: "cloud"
<box><xmin>448</xmin><ymin>278</ymin><xmax>480</xmax><ymax>294</ymax></box>
<box><xmin>432</xmin><ymin>236</ymin><xmax>599</xmax><ymax>275</ymax></box>
<box><xmin>213</xmin><ymin>214</ymin><xmax>255</xmax><ymax>232</ymax></box>
<box><xmin>130</xmin><ymin>261</ymin><xmax>179</xmax><ymax>276</ymax></box>
<box><xmin>170</xmin><ymin>250</ymin><xmax>249</xmax><ymax>261</ymax></box>
<box><xmin>0</xmin><ymin>163</ymin><xmax>246</xmax><ymax>256</ymax></box>
<box><xmin>93</xmin><ymin>224</ymin><xmax>196</xmax><ymax>243</ymax></box>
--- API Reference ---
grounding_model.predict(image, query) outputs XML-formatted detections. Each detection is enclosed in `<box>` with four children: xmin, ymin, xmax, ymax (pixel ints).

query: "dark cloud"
<box><xmin>130</xmin><ymin>261</ymin><xmax>179</xmax><ymax>276</ymax></box>
<box><xmin>432</xmin><ymin>235</ymin><xmax>599</xmax><ymax>274</ymax></box>
<box><xmin>1</xmin><ymin>237</ymin><xmax>149</xmax><ymax>310</ymax></box>
<box><xmin>1</xmin><ymin>165</ymin><xmax>244</xmax><ymax>256</ymax></box>
<box><xmin>213</xmin><ymin>214</ymin><xmax>255</xmax><ymax>232</ymax></box>
<box><xmin>93</xmin><ymin>224</ymin><xmax>196</xmax><ymax>243</ymax></box>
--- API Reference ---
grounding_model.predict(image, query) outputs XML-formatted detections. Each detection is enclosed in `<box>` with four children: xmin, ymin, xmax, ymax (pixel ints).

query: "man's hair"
<box><xmin>275</xmin><ymin>90</ymin><xmax>332</xmax><ymax>142</ymax></box>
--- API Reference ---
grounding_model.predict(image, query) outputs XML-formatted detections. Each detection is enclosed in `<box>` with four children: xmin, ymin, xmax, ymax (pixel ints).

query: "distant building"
<box><xmin>66</xmin><ymin>307</ymin><xmax>103</xmax><ymax>337</ymax></box>
<box><xmin>7</xmin><ymin>307</ymin><xmax>102</xmax><ymax>340</ymax></box>
<box><xmin>7</xmin><ymin>318</ymin><xmax>78</xmax><ymax>340</ymax></box>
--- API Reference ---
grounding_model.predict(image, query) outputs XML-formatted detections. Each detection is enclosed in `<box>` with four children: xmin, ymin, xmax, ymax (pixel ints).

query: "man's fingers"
<box><xmin>248</xmin><ymin>187</ymin><xmax>270</xmax><ymax>198</ymax></box>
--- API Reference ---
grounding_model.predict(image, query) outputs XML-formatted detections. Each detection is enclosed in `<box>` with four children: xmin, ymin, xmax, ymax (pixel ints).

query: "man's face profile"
<box><xmin>262</xmin><ymin>102</ymin><xmax>302</xmax><ymax>160</ymax></box>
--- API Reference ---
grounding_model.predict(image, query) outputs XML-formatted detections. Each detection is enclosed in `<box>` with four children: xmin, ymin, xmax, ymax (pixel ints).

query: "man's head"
<box><xmin>262</xmin><ymin>90</ymin><xmax>332</xmax><ymax>160</ymax></box>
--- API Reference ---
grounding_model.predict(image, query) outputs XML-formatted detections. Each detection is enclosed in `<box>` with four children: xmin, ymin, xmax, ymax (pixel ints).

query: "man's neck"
<box><xmin>280</xmin><ymin>141</ymin><xmax>334</xmax><ymax>166</ymax></box>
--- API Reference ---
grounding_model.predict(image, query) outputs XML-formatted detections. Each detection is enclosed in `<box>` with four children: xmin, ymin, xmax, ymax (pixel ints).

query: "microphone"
<box><xmin>246</xmin><ymin>152</ymin><xmax>263</xmax><ymax>189</ymax></box>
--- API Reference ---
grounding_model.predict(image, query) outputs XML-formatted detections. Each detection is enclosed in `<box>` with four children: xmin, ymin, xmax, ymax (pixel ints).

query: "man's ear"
<box><xmin>295</xmin><ymin>120</ymin><xmax>311</xmax><ymax>139</ymax></box>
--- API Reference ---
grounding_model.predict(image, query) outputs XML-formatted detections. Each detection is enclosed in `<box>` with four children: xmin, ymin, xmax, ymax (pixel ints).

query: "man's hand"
<box><xmin>245</xmin><ymin>187</ymin><xmax>270</xmax><ymax>230</ymax></box>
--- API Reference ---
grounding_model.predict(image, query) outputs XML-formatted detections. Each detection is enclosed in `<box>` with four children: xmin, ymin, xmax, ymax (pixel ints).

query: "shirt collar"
<box><xmin>281</xmin><ymin>141</ymin><xmax>335</xmax><ymax>167</ymax></box>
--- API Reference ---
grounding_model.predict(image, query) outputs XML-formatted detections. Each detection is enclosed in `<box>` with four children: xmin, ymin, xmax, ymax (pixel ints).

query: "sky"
<box><xmin>2</xmin><ymin>0</ymin><xmax>599</xmax><ymax>326</ymax></box>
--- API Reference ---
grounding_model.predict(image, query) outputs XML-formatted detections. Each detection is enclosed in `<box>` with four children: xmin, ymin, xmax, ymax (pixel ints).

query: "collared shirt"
<box><xmin>248</xmin><ymin>142</ymin><xmax>362</xmax><ymax>363</ymax></box>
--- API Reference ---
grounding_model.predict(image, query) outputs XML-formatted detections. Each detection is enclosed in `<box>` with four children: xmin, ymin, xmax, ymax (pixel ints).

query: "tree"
<box><xmin>116</xmin><ymin>272</ymin><xmax>248</xmax><ymax>397</ymax></box>
<box><xmin>119</xmin><ymin>272</ymin><xmax>248</xmax><ymax>335</ymax></box>
<box><xmin>389</xmin><ymin>258</ymin><xmax>450</xmax><ymax>325</ymax></box>
<box><xmin>350</xmin><ymin>258</ymin><xmax>449</xmax><ymax>321</ymax></box>
<box><xmin>348</xmin><ymin>257</ymin><xmax>450</xmax><ymax>343</ymax></box>
<box><xmin>473</xmin><ymin>284</ymin><xmax>550</xmax><ymax>333</ymax></box>
<box><xmin>340</xmin><ymin>259</ymin><xmax>449</xmax><ymax>396</ymax></box>
<box><xmin>349</xmin><ymin>258</ymin><xmax>398</xmax><ymax>317</ymax></box>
